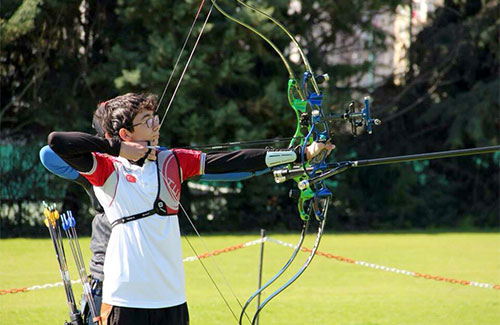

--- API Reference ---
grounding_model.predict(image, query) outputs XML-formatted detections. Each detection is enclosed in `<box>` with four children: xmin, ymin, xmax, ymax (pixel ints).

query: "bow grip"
<box><xmin>296</xmin><ymin>188</ymin><xmax>315</xmax><ymax>221</ymax></box>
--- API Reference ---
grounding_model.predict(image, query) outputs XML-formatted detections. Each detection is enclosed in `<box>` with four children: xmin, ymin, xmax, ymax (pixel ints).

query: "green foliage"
<box><xmin>0</xmin><ymin>142</ymin><xmax>94</xmax><ymax>237</ymax></box>
<box><xmin>0</xmin><ymin>0</ymin><xmax>43</xmax><ymax>44</ymax></box>
<box><xmin>343</xmin><ymin>0</ymin><xmax>499</xmax><ymax>230</ymax></box>
<box><xmin>1</xmin><ymin>141</ymin><xmax>59</xmax><ymax>237</ymax></box>
<box><xmin>1</xmin><ymin>0</ymin><xmax>497</xmax><ymax>234</ymax></box>
<box><xmin>1</xmin><ymin>0</ymin><xmax>98</xmax><ymax>137</ymax></box>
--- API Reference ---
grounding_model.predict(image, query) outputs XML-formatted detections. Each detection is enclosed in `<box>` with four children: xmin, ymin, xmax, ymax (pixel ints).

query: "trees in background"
<box><xmin>1</xmin><ymin>0</ymin><xmax>497</xmax><ymax>236</ymax></box>
<box><xmin>334</xmin><ymin>0</ymin><xmax>499</xmax><ymax>230</ymax></box>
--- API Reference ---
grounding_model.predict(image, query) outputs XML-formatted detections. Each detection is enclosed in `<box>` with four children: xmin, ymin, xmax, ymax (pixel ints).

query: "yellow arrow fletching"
<box><xmin>46</xmin><ymin>210</ymin><xmax>56</xmax><ymax>228</ymax></box>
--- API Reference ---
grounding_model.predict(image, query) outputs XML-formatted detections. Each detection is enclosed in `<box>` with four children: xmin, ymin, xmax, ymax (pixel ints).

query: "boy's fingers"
<box><xmin>148</xmin><ymin>151</ymin><xmax>157</xmax><ymax>161</ymax></box>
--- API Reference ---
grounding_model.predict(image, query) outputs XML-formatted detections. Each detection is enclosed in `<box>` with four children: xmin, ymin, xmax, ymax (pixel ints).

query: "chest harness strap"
<box><xmin>111</xmin><ymin>152</ymin><xmax>182</xmax><ymax>228</ymax></box>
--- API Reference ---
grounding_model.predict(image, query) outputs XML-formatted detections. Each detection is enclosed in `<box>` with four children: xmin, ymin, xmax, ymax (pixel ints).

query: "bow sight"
<box><xmin>274</xmin><ymin>95</ymin><xmax>381</xmax><ymax>185</ymax></box>
<box><xmin>325</xmin><ymin>97</ymin><xmax>382</xmax><ymax>136</ymax></box>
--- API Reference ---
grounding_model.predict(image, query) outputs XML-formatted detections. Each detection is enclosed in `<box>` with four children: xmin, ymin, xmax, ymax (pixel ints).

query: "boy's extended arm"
<box><xmin>204</xmin><ymin>148</ymin><xmax>300</xmax><ymax>174</ymax></box>
<box><xmin>48</xmin><ymin>131</ymin><xmax>302</xmax><ymax>176</ymax></box>
<box><xmin>41</xmin><ymin>142</ymin><xmax>270</xmax><ymax>182</ymax></box>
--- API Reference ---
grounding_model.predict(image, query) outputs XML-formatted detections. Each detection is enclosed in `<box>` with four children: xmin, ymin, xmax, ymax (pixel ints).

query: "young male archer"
<box><xmin>48</xmin><ymin>92</ymin><xmax>333</xmax><ymax>324</ymax></box>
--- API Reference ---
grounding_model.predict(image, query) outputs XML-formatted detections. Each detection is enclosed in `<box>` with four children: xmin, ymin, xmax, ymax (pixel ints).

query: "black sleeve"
<box><xmin>204</xmin><ymin>147</ymin><xmax>301</xmax><ymax>174</ymax></box>
<box><xmin>48</xmin><ymin>131</ymin><xmax>121</xmax><ymax>173</ymax></box>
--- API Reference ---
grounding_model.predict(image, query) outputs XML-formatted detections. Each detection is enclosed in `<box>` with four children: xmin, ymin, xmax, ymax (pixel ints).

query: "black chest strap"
<box><xmin>111</xmin><ymin>209</ymin><xmax>156</xmax><ymax>228</ymax></box>
<box><xmin>110</xmin><ymin>154</ymin><xmax>181</xmax><ymax>229</ymax></box>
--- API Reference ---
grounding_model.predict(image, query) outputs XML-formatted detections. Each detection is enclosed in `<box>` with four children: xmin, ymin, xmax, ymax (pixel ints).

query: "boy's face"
<box><xmin>127</xmin><ymin>108</ymin><xmax>160</xmax><ymax>146</ymax></box>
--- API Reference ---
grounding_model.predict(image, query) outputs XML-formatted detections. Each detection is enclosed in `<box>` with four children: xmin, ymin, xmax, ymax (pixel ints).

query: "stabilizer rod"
<box><xmin>274</xmin><ymin>145</ymin><xmax>500</xmax><ymax>185</ymax></box>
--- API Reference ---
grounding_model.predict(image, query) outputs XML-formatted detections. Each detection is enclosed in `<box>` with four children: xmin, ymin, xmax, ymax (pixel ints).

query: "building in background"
<box><xmin>393</xmin><ymin>0</ymin><xmax>444</xmax><ymax>85</ymax></box>
<box><xmin>288</xmin><ymin>0</ymin><xmax>444</xmax><ymax>89</ymax></box>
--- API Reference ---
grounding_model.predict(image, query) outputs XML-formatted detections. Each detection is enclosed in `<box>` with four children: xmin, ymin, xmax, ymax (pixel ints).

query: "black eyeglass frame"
<box><xmin>129</xmin><ymin>115</ymin><xmax>160</xmax><ymax>129</ymax></box>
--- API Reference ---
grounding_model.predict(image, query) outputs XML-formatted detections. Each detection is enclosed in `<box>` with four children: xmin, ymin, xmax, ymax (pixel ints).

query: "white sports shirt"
<box><xmin>82</xmin><ymin>149</ymin><xmax>205</xmax><ymax>308</ymax></box>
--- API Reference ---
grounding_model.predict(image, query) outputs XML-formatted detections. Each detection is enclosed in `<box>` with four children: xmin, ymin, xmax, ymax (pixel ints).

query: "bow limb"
<box><xmin>208</xmin><ymin>2</ymin><xmax>332</xmax><ymax>324</ymax></box>
<box><xmin>226</xmin><ymin>3</ymin><xmax>333</xmax><ymax>322</ymax></box>
<box><xmin>252</xmin><ymin>212</ymin><xmax>328</xmax><ymax>325</ymax></box>
<box><xmin>234</xmin><ymin>0</ymin><xmax>321</xmax><ymax>94</ymax></box>
<box><xmin>206</xmin><ymin>4</ymin><xmax>316</xmax><ymax>324</ymax></box>
<box><xmin>212</xmin><ymin>1</ymin><xmax>323</xmax><ymax>150</ymax></box>
<box><xmin>209</xmin><ymin>0</ymin><xmax>305</xmax><ymax>100</ymax></box>
<box><xmin>181</xmin><ymin>3</ymin><xmax>331</xmax><ymax>323</ymax></box>
<box><xmin>237</xmin><ymin>219</ymin><xmax>309</xmax><ymax>324</ymax></box>
<box><xmin>228</xmin><ymin>1</ymin><xmax>333</xmax><ymax>218</ymax></box>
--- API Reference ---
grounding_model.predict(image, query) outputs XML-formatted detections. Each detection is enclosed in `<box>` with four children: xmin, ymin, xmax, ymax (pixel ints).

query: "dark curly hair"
<box><xmin>92</xmin><ymin>93</ymin><xmax>158</xmax><ymax>137</ymax></box>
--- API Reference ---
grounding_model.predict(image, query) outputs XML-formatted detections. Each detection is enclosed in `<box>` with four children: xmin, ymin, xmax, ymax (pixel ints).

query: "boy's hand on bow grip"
<box><xmin>305</xmin><ymin>140</ymin><xmax>335</xmax><ymax>162</ymax></box>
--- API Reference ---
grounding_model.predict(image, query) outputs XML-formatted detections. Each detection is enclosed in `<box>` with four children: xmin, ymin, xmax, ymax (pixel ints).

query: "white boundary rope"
<box><xmin>267</xmin><ymin>237</ymin><xmax>500</xmax><ymax>290</ymax></box>
<box><xmin>3</xmin><ymin>236</ymin><xmax>498</xmax><ymax>294</ymax></box>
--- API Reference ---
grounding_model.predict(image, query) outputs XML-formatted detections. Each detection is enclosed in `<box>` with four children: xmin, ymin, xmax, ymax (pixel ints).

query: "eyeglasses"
<box><xmin>130</xmin><ymin>115</ymin><xmax>160</xmax><ymax>129</ymax></box>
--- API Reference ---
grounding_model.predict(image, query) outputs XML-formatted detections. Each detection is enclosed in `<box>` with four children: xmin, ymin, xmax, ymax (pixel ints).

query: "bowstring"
<box><xmin>156</xmin><ymin>0</ymin><xmax>209</xmax><ymax>114</ymax></box>
<box><xmin>154</xmin><ymin>165</ymin><xmax>250</xmax><ymax>323</ymax></box>
<box><xmin>179</xmin><ymin>203</ymin><xmax>252</xmax><ymax>324</ymax></box>
<box><xmin>158</xmin><ymin>3</ymin><xmax>214</xmax><ymax>129</ymax></box>
<box><xmin>153</xmin><ymin>1</ymin><xmax>249</xmax><ymax>321</ymax></box>
<box><xmin>181</xmin><ymin>224</ymin><xmax>239</xmax><ymax>322</ymax></box>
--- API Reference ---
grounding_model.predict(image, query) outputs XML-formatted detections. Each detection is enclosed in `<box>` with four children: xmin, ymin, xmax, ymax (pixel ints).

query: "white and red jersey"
<box><xmin>81</xmin><ymin>149</ymin><xmax>205</xmax><ymax>308</ymax></box>
<box><xmin>47</xmin><ymin>131</ymin><xmax>300</xmax><ymax>309</ymax></box>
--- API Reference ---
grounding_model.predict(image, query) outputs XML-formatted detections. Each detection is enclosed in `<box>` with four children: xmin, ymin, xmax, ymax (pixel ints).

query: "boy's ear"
<box><xmin>118</xmin><ymin>128</ymin><xmax>132</xmax><ymax>141</ymax></box>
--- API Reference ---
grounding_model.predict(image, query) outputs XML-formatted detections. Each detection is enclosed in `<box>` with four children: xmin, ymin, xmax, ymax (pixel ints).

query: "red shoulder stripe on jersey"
<box><xmin>171</xmin><ymin>148</ymin><xmax>204</xmax><ymax>181</ymax></box>
<box><xmin>80</xmin><ymin>153</ymin><xmax>116</xmax><ymax>186</ymax></box>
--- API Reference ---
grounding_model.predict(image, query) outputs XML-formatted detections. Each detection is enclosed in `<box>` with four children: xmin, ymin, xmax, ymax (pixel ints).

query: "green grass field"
<box><xmin>1</xmin><ymin>232</ymin><xmax>499</xmax><ymax>324</ymax></box>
